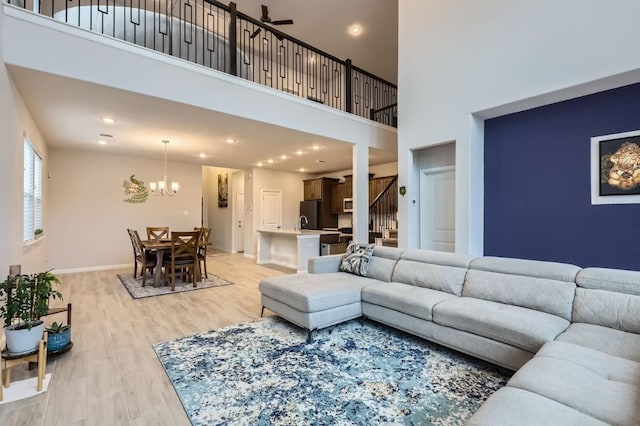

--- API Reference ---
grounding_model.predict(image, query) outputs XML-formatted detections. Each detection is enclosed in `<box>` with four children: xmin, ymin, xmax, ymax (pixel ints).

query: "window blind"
<box><xmin>23</xmin><ymin>138</ymin><xmax>42</xmax><ymax>242</ymax></box>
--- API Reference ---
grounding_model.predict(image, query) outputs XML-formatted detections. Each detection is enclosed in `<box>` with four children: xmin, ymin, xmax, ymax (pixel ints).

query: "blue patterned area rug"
<box><xmin>153</xmin><ymin>317</ymin><xmax>510</xmax><ymax>425</ymax></box>
<box><xmin>117</xmin><ymin>272</ymin><xmax>233</xmax><ymax>299</ymax></box>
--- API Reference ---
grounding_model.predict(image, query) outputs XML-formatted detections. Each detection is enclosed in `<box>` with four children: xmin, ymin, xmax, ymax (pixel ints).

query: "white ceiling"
<box><xmin>233</xmin><ymin>0</ymin><xmax>398</xmax><ymax>84</ymax></box>
<box><xmin>9</xmin><ymin>67</ymin><xmax>397</xmax><ymax>174</ymax></box>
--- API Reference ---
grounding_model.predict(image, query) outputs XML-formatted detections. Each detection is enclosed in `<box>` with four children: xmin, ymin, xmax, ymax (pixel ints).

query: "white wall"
<box><xmin>245</xmin><ymin>168</ymin><xmax>309</xmax><ymax>256</ymax></box>
<box><xmin>203</xmin><ymin>166</ymin><xmax>240</xmax><ymax>252</ymax></box>
<box><xmin>48</xmin><ymin>149</ymin><xmax>202</xmax><ymax>270</ymax></box>
<box><xmin>0</xmin><ymin>4</ymin><xmax>49</xmax><ymax>274</ymax></box>
<box><xmin>399</xmin><ymin>0</ymin><xmax>640</xmax><ymax>254</ymax></box>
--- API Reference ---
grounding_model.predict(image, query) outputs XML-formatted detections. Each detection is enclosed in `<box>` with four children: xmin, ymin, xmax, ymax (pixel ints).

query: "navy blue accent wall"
<box><xmin>484</xmin><ymin>83</ymin><xmax>640</xmax><ymax>270</ymax></box>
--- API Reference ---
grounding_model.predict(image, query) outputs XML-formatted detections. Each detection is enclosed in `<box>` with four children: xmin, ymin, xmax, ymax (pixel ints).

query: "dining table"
<box><xmin>140</xmin><ymin>238</ymin><xmax>210</xmax><ymax>287</ymax></box>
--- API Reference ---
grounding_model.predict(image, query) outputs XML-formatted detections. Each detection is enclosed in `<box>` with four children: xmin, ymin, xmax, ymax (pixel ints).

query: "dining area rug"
<box><xmin>153</xmin><ymin>317</ymin><xmax>510</xmax><ymax>425</ymax></box>
<box><xmin>117</xmin><ymin>272</ymin><xmax>233</xmax><ymax>299</ymax></box>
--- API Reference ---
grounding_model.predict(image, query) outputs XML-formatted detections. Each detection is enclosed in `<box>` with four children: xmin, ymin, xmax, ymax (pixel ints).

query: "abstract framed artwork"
<box><xmin>218</xmin><ymin>173</ymin><xmax>228</xmax><ymax>208</ymax></box>
<box><xmin>591</xmin><ymin>130</ymin><xmax>640</xmax><ymax>205</ymax></box>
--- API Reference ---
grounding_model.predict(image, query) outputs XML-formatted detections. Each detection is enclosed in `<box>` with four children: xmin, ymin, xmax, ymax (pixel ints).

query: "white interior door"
<box><xmin>235</xmin><ymin>192</ymin><xmax>245</xmax><ymax>252</ymax></box>
<box><xmin>261</xmin><ymin>190</ymin><xmax>282</xmax><ymax>230</ymax></box>
<box><xmin>420</xmin><ymin>166</ymin><xmax>455</xmax><ymax>252</ymax></box>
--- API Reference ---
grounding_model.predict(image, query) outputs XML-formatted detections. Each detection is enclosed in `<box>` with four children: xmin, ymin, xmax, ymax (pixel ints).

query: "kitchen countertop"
<box><xmin>257</xmin><ymin>229</ymin><xmax>340</xmax><ymax>236</ymax></box>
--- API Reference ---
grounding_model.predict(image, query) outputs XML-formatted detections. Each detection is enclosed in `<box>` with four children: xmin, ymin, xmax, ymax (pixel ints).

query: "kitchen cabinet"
<box><xmin>302</xmin><ymin>177</ymin><xmax>339</xmax><ymax>228</ymax></box>
<box><xmin>345</xmin><ymin>176</ymin><xmax>353</xmax><ymax>198</ymax></box>
<box><xmin>303</xmin><ymin>179</ymin><xmax>323</xmax><ymax>200</ymax></box>
<box><xmin>335</xmin><ymin>183</ymin><xmax>346</xmax><ymax>213</ymax></box>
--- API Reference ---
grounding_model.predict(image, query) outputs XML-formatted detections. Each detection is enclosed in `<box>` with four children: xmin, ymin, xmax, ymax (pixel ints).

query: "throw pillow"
<box><xmin>339</xmin><ymin>242</ymin><xmax>374</xmax><ymax>276</ymax></box>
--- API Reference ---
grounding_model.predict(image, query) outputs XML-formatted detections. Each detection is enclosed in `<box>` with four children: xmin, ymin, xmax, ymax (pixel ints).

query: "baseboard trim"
<box><xmin>52</xmin><ymin>263</ymin><xmax>131</xmax><ymax>275</ymax></box>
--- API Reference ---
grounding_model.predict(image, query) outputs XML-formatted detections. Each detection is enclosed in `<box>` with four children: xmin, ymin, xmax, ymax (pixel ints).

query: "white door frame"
<box><xmin>420</xmin><ymin>165</ymin><xmax>456</xmax><ymax>251</ymax></box>
<box><xmin>233</xmin><ymin>191</ymin><xmax>245</xmax><ymax>253</ymax></box>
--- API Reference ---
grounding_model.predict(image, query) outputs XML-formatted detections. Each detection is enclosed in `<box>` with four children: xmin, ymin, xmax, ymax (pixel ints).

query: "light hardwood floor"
<box><xmin>0</xmin><ymin>253</ymin><xmax>291</xmax><ymax>426</ymax></box>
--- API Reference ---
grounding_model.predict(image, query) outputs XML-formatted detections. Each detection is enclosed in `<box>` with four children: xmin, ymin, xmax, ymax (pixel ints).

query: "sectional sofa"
<box><xmin>258</xmin><ymin>246</ymin><xmax>640</xmax><ymax>425</ymax></box>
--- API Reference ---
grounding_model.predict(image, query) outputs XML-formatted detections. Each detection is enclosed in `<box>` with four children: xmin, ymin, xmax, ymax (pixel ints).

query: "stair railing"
<box><xmin>369</xmin><ymin>175</ymin><xmax>398</xmax><ymax>243</ymax></box>
<box><xmin>5</xmin><ymin>0</ymin><xmax>397</xmax><ymax>127</ymax></box>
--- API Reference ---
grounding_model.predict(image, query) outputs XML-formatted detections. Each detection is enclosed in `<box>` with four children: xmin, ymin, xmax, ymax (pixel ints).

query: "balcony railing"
<box><xmin>7</xmin><ymin>0</ymin><xmax>397</xmax><ymax>127</ymax></box>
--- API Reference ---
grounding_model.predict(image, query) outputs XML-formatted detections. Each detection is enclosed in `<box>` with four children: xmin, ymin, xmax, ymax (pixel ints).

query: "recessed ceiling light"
<box><xmin>102</xmin><ymin>117</ymin><xmax>115</xmax><ymax>124</ymax></box>
<box><xmin>98</xmin><ymin>140</ymin><xmax>108</xmax><ymax>145</ymax></box>
<box><xmin>257</xmin><ymin>162</ymin><xmax>264</xmax><ymax>167</ymax></box>
<box><xmin>199</xmin><ymin>153</ymin><xmax>207</xmax><ymax>159</ymax></box>
<box><xmin>311</xmin><ymin>145</ymin><xmax>320</xmax><ymax>150</ymax></box>
<box><xmin>348</xmin><ymin>24</ymin><xmax>363</xmax><ymax>36</ymax></box>
<box><xmin>267</xmin><ymin>159</ymin><xmax>274</xmax><ymax>164</ymax></box>
<box><xmin>296</xmin><ymin>150</ymin><xmax>304</xmax><ymax>155</ymax></box>
<box><xmin>280</xmin><ymin>155</ymin><xmax>288</xmax><ymax>160</ymax></box>
<box><xmin>299</xmin><ymin>168</ymin><xmax>305</xmax><ymax>172</ymax></box>
<box><xmin>225</xmin><ymin>138</ymin><xmax>236</xmax><ymax>144</ymax></box>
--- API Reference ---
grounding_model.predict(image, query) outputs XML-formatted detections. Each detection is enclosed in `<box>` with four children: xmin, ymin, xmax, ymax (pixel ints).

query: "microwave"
<box><xmin>343</xmin><ymin>198</ymin><xmax>353</xmax><ymax>212</ymax></box>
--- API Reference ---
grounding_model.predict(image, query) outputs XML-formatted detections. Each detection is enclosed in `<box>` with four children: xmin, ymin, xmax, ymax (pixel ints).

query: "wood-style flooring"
<box><xmin>0</xmin><ymin>253</ymin><xmax>291</xmax><ymax>426</ymax></box>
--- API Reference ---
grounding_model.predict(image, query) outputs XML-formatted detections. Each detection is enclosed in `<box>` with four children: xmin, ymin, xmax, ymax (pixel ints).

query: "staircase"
<box><xmin>369</xmin><ymin>175</ymin><xmax>398</xmax><ymax>247</ymax></box>
<box><xmin>382</xmin><ymin>229</ymin><xmax>398</xmax><ymax>247</ymax></box>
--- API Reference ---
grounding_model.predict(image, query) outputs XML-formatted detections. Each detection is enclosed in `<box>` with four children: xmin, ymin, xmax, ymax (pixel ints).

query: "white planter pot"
<box><xmin>5</xmin><ymin>321</ymin><xmax>45</xmax><ymax>354</ymax></box>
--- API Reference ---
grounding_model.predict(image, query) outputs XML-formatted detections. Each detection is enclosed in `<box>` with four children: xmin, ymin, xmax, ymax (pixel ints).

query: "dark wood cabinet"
<box><xmin>335</xmin><ymin>183</ymin><xmax>346</xmax><ymax>213</ymax></box>
<box><xmin>303</xmin><ymin>179</ymin><xmax>323</xmax><ymax>200</ymax></box>
<box><xmin>302</xmin><ymin>177</ymin><xmax>339</xmax><ymax>228</ymax></box>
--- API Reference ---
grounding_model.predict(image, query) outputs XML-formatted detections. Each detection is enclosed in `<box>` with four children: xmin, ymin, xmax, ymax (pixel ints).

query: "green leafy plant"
<box><xmin>0</xmin><ymin>271</ymin><xmax>63</xmax><ymax>330</ymax></box>
<box><xmin>46</xmin><ymin>321</ymin><xmax>70</xmax><ymax>334</ymax></box>
<box><xmin>34</xmin><ymin>228</ymin><xmax>43</xmax><ymax>236</ymax></box>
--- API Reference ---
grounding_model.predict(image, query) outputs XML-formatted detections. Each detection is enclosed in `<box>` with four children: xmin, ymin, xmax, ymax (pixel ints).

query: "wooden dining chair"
<box><xmin>163</xmin><ymin>231</ymin><xmax>200</xmax><ymax>291</ymax></box>
<box><xmin>194</xmin><ymin>227</ymin><xmax>211</xmax><ymax>277</ymax></box>
<box><xmin>127</xmin><ymin>229</ymin><xmax>157</xmax><ymax>287</ymax></box>
<box><xmin>146</xmin><ymin>226</ymin><xmax>169</xmax><ymax>241</ymax></box>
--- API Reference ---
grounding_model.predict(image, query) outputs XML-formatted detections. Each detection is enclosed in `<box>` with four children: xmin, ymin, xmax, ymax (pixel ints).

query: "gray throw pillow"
<box><xmin>339</xmin><ymin>242</ymin><xmax>374</xmax><ymax>276</ymax></box>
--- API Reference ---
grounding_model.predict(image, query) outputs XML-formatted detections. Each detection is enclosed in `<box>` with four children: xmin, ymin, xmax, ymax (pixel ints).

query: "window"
<box><xmin>24</xmin><ymin>138</ymin><xmax>42</xmax><ymax>242</ymax></box>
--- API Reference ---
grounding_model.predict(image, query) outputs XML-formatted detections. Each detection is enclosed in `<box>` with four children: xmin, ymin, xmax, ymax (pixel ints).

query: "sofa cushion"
<box><xmin>577</xmin><ymin>267</ymin><xmax>640</xmax><ymax>295</ymax></box>
<box><xmin>572</xmin><ymin>287</ymin><xmax>640</xmax><ymax>333</ymax></box>
<box><xmin>258</xmin><ymin>272</ymin><xmax>378</xmax><ymax>313</ymax></box>
<box><xmin>362</xmin><ymin>282</ymin><xmax>455</xmax><ymax>321</ymax></box>
<box><xmin>536</xmin><ymin>341</ymin><xmax>640</xmax><ymax>386</ymax></box>
<box><xmin>462</xmin><ymin>269</ymin><xmax>575</xmax><ymax>320</ymax></box>
<box><xmin>466</xmin><ymin>387</ymin><xmax>608</xmax><ymax>426</ymax></box>
<box><xmin>508</xmin><ymin>356</ymin><xmax>640</xmax><ymax>426</ymax></box>
<box><xmin>339</xmin><ymin>242</ymin><xmax>374</xmax><ymax>276</ymax></box>
<box><xmin>556</xmin><ymin>322</ymin><xmax>640</xmax><ymax>362</ymax></box>
<box><xmin>399</xmin><ymin>249</ymin><xmax>476</xmax><ymax>268</ymax></box>
<box><xmin>470</xmin><ymin>256</ymin><xmax>581</xmax><ymax>282</ymax></box>
<box><xmin>365</xmin><ymin>246</ymin><xmax>404</xmax><ymax>282</ymax></box>
<box><xmin>433</xmin><ymin>297</ymin><xmax>569</xmax><ymax>352</ymax></box>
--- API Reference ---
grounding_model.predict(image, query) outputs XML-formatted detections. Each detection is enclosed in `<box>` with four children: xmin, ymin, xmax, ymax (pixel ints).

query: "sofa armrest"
<box><xmin>308</xmin><ymin>255</ymin><xmax>343</xmax><ymax>274</ymax></box>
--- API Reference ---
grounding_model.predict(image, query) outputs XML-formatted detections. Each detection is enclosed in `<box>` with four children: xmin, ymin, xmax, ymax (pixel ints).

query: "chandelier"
<box><xmin>149</xmin><ymin>140</ymin><xmax>179</xmax><ymax>196</ymax></box>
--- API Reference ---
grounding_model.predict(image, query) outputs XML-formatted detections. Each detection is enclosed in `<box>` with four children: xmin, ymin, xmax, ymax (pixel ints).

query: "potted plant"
<box><xmin>45</xmin><ymin>321</ymin><xmax>71</xmax><ymax>353</ymax></box>
<box><xmin>34</xmin><ymin>228</ymin><xmax>44</xmax><ymax>239</ymax></box>
<box><xmin>0</xmin><ymin>270</ymin><xmax>62</xmax><ymax>353</ymax></box>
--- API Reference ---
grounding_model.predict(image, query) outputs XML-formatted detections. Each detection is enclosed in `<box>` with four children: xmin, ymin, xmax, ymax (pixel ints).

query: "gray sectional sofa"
<box><xmin>258</xmin><ymin>246</ymin><xmax>640</xmax><ymax>425</ymax></box>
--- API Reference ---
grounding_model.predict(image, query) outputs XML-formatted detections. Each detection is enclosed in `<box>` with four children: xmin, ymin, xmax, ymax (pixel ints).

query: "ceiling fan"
<box><xmin>250</xmin><ymin>5</ymin><xmax>294</xmax><ymax>39</ymax></box>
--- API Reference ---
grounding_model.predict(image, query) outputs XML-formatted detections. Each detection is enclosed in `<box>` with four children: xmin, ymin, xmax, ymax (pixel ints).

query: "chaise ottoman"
<box><xmin>259</xmin><ymin>272</ymin><xmax>380</xmax><ymax>342</ymax></box>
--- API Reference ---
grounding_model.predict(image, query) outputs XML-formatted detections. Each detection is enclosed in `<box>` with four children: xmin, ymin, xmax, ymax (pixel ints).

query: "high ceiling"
<box><xmin>232</xmin><ymin>0</ymin><xmax>398</xmax><ymax>83</ymax></box>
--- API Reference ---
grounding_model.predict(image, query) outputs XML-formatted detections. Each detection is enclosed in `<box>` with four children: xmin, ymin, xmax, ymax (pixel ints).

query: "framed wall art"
<box><xmin>218</xmin><ymin>173</ymin><xmax>228</xmax><ymax>208</ymax></box>
<box><xmin>591</xmin><ymin>130</ymin><xmax>640</xmax><ymax>204</ymax></box>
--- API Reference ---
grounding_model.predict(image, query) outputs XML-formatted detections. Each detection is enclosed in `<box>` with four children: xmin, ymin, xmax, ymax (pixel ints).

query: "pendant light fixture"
<box><xmin>149</xmin><ymin>140</ymin><xmax>179</xmax><ymax>196</ymax></box>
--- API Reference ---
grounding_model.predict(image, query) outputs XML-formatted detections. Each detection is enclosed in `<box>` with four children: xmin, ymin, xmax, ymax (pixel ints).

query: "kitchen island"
<box><xmin>257</xmin><ymin>229</ymin><xmax>340</xmax><ymax>272</ymax></box>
